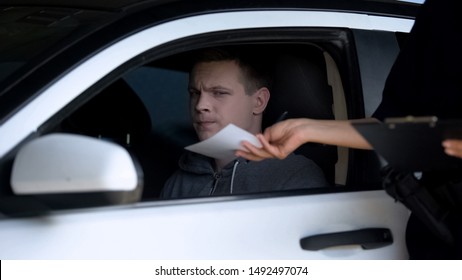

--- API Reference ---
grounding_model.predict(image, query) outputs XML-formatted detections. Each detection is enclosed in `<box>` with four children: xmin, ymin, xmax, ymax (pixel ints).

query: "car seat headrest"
<box><xmin>264</xmin><ymin>48</ymin><xmax>334</xmax><ymax>128</ymax></box>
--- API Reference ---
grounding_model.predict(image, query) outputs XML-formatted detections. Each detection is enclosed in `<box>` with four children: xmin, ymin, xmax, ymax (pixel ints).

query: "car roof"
<box><xmin>1</xmin><ymin>0</ymin><xmax>420</xmax><ymax>15</ymax></box>
<box><xmin>0</xmin><ymin>0</ymin><xmax>148</xmax><ymax>11</ymax></box>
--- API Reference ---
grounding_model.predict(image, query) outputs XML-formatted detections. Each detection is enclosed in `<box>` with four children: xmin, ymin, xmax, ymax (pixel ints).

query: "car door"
<box><xmin>0</xmin><ymin>8</ymin><xmax>414</xmax><ymax>259</ymax></box>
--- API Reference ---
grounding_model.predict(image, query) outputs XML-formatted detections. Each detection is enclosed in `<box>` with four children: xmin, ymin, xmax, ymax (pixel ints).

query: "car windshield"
<box><xmin>0</xmin><ymin>6</ymin><xmax>114</xmax><ymax>90</ymax></box>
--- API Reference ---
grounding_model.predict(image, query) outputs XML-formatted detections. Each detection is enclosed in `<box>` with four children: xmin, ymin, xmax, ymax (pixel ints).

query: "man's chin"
<box><xmin>197</xmin><ymin>132</ymin><xmax>215</xmax><ymax>141</ymax></box>
<box><xmin>195</xmin><ymin>125</ymin><xmax>221</xmax><ymax>141</ymax></box>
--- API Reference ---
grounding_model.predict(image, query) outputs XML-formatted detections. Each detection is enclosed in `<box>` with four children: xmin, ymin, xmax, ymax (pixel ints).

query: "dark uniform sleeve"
<box><xmin>373</xmin><ymin>0</ymin><xmax>462</xmax><ymax>121</ymax></box>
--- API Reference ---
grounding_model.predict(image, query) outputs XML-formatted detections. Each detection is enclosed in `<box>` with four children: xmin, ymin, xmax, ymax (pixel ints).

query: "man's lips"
<box><xmin>195</xmin><ymin>120</ymin><xmax>215</xmax><ymax>128</ymax></box>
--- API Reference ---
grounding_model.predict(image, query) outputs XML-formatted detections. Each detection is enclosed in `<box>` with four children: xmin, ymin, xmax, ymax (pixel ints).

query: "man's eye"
<box><xmin>189</xmin><ymin>90</ymin><xmax>199</xmax><ymax>96</ymax></box>
<box><xmin>213</xmin><ymin>91</ymin><xmax>228</xmax><ymax>96</ymax></box>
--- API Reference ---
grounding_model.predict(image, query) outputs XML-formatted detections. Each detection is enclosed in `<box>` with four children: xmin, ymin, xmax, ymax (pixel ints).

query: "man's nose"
<box><xmin>194</xmin><ymin>92</ymin><xmax>211</xmax><ymax>111</ymax></box>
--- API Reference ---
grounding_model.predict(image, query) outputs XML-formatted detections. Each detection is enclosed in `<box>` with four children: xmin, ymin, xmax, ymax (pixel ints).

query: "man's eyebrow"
<box><xmin>208</xmin><ymin>85</ymin><xmax>231</xmax><ymax>91</ymax></box>
<box><xmin>188</xmin><ymin>85</ymin><xmax>232</xmax><ymax>92</ymax></box>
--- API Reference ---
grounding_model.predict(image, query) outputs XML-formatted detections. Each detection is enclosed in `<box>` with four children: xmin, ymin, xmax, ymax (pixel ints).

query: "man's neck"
<box><xmin>214</xmin><ymin>157</ymin><xmax>235</xmax><ymax>171</ymax></box>
<box><xmin>211</xmin><ymin>123</ymin><xmax>261</xmax><ymax>171</ymax></box>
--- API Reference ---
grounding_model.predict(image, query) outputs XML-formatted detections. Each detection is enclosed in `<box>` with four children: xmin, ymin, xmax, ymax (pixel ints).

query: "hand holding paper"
<box><xmin>185</xmin><ymin>124</ymin><xmax>262</xmax><ymax>159</ymax></box>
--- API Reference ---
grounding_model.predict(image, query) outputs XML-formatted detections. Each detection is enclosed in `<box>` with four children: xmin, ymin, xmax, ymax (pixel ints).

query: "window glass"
<box><xmin>0</xmin><ymin>7</ymin><xmax>114</xmax><ymax>88</ymax></box>
<box><xmin>124</xmin><ymin>66</ymin><xmax>193</xmax><ymax>147</ymax></box>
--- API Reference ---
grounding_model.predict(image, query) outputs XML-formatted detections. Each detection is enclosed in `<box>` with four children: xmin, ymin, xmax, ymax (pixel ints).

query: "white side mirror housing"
<box><xmin>11</xmin><ymin>133</ymin><xmax>139</xmax><ymax>195</ymax></box>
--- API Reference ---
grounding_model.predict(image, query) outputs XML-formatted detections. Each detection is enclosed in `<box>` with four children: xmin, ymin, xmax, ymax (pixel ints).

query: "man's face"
<box><xmin>189</xmin><ymin>60</ymin><xmax>260</xmax><ymax>141</ymax></box>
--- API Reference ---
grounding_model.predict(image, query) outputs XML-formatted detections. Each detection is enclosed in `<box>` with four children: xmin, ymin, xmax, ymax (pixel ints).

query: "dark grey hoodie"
<box><xmin>161</xmin><ymin>151</ymin><xmax>329</xmax><ymax>198</ymax></box>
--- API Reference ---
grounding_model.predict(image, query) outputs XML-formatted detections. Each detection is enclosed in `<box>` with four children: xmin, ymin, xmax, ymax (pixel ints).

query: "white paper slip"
<box><xmin>185</xmin><ymin>124</ymin><xmax>262</xmax><ymax>159</ymax></box>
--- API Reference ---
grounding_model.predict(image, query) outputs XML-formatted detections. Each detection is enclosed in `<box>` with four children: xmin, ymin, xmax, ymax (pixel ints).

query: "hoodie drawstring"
<box><xmin>209</xmin><ymin>172</ymin><xmax>221</xmax><ymax>195</ymax></box>
<box><xmin>230</xmin><ymin>160</ymin><xmax>240</xmax><ymax>194</ymax></box>
<box><xmin>209</xmin><ymin>160</ymin><xmax>240</xmax><ymax>195</ymax></box>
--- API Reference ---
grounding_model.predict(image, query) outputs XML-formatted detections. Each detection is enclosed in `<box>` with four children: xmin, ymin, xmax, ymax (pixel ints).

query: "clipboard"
<box><xmin>352</xmin><ymin>116</ymin><xmax>462</xmax><ymax>172</ymax></box>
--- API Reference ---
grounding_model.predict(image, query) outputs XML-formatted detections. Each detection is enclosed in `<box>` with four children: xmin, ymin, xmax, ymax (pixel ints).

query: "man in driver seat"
<box><xmin>161</xmin><ymin>47</ymin><xmax>329</xmax><ymax>198</ymax></box>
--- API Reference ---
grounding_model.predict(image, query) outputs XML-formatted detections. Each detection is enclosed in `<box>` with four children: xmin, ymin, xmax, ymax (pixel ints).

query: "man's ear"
<box><xmin>253</xmin><ymin>87</ymin><xmax>270</xmax><ymax>115</ymax></box>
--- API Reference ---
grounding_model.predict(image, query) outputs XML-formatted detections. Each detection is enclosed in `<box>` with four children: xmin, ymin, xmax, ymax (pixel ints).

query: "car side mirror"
<box><xmin>11</xmin><ymin>133</ymin><xmax>141</xmax><ymax>195</ymax></box>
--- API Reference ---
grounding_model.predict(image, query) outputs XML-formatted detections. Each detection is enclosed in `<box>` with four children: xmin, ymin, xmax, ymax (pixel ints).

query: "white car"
<box><xmin>0</xmin><ymin>0</ymin><xmax>422</xmax><ymax>259</ymax></box>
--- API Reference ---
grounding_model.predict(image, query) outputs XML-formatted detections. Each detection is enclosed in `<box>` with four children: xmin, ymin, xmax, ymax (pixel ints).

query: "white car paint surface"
<box><xmin>0</xmin><ymin>191</ymin><xmax>410</xmax><ymax>259</ymax></box>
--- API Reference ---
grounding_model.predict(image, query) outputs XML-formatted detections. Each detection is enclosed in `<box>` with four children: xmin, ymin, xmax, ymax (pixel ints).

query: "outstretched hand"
<box><xmin>443</xmin><ymin>139</ymin><xmax>462</xmax><ymax>159</ymax></box>
<box><xmin>236</xmin><ymin>118</ymin><xmax>372</xmax><ymax>161</ymax></box>
<box><xmin>236</xmin><ymin>118</ymin><xmax>309</xmax><ymax>161</ymax></box>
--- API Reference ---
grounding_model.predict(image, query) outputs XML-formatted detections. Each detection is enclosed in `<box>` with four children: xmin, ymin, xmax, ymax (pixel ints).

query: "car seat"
<box><xmin>263</xmin><ymin>45</ymin><xmax>337</xmax><ymax>185</ymax></box>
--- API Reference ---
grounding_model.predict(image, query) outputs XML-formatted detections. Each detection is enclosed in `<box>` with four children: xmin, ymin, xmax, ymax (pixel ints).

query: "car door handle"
<box><xmin>300</xmin><ymin>227</ymin><xmax>393</xmax><ymax>251</ymax></box>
